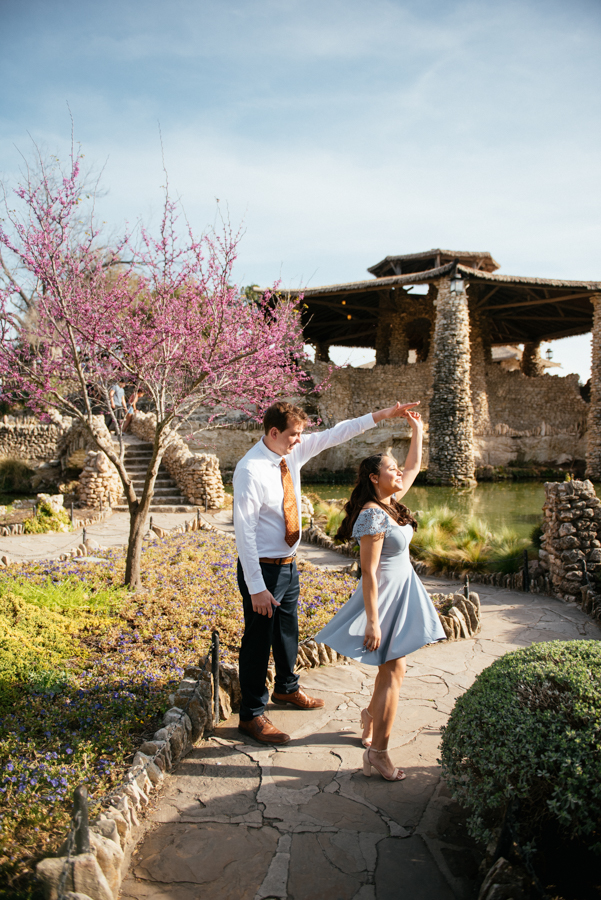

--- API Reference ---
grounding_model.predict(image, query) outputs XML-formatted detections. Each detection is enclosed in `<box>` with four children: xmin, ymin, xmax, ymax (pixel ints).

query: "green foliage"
<box><xmin>22</xmin><ymin>501</ymin><xmax>71</xmax><ymax>534</ymax></box>
<box><xmin>411</xmin><ymin>506</ymin><xmax>530</xmax><ymax>573</ymax></box>
<box><xmin>530</xmin><ymin>522</ymin><xmax>544</xmax><ymax>550</ymax></box>
<box><xmin>416</xmin><ymin>505</ymin><xmax>462</xmax><ymax>535</ymax></box>
<box><xmin>0</xmin><ymin>459</ymin><xmax>33</xmax><ymax>494</ymax></box>
<box><xmin>440</xmin><ymin>641</ymin><xmax>601</xmax><ymax>852</ymax></box>
<box><xmin>313</xmin><ymin>500</ymin><xmax>346</xmax><ymax>538</ymax></box>
<box><xmin>0</xmin><ymin>577</ymin><xmax>120</xmax><ymax>710</ymax></box>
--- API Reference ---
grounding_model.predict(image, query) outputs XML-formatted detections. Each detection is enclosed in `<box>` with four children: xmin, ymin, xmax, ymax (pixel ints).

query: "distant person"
<box><xmin>315</xmin><ymin>409</ymin><xmax>445</xmax><ymax>782</ymax></box>
<box><xmin>233</xmin><ymin>398</ymin><xmax>420</xmax><ymax>746</ymax></box>
<box><xmin>108</xmin><ymin>379</ymin><xmax>127</xmax><ymax>431</ymax></box>
<box><xmin>123</xmin><ymin>387</ymin><xmax>144</xmax><ymax>433</ymax></box>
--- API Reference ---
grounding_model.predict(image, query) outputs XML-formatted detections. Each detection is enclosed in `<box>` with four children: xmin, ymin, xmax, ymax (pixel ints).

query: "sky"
<box><xmin>1</xmin><ymin>0</ymin><xmax>600</xmax><ymax>379</ymax></box>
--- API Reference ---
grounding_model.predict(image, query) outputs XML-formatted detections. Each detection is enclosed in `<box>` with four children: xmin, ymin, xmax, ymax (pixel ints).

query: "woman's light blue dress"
<box><xmin>315</xmin><ymin>508</ymin><xmax>446</xmax><ymax>665</ymax></box>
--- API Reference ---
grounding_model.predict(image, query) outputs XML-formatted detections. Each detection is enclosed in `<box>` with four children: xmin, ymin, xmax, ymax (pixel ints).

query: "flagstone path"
<box><xmin>120</xmin><ymin>579</ymin><xmax>601</xmax><ymax>900</ymax></box>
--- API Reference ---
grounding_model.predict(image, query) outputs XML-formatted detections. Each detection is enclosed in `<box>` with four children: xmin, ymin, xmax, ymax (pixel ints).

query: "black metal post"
<box><xmin>82</xmin><ymin>527</ymin><xmax>86</xmax><ymax>545</ymax></box>
<box><xmin>149</xmin><ymin>515</ymin><xmax>153</xmax><ymax>533</ymax></box>
<box><xmin>73</xmin><ymin>785</ymin><xmax>90</xmax><ymax>854</ymax></box>
<box><xmin>523</xmin><ymin>549</ymin><xmax>530</xmax><ymax>592</ymax></box>
<box><xmin>464</xmin><ymin>574</ymin><xmax>470</xmax><ymax>599</ymax></box>
<box><xmin>582</xmin><ymin>557</ymin><xmax>592</xmax><ymax>587</ymax></box>
<box><xmin>70</xmin><ymin>502</ymin><xmax>74</xmax><ymax>524</ymax></box>
<box><xmin>197</xmin><ymin>508</ymin><xmax>201</xmax><ymax>527</ymax></box>
<box><xmin>211</xmin><ymin>630</ymin><xmax>220</xmax><ymax>726</ymax></box>
<box><xmin>205</xmin><ymin>495</ymin><xmax>208</xmax><ymax>513</ymax></box>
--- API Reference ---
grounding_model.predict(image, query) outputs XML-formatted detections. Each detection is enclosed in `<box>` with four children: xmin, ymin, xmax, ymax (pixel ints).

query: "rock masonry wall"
<box><xmin>0</xmin><ymin>418</ymin><xmax>72</xmax><ymax>463</ymax></box>
<box><xmin>77</xmin><ymin>416</ymin><xmax>123</xmax><ymax>509</ymax></box>
<box><xmin>79</xmin><ymin>450</ymin><xmax>123</xmax><ymax>509</ymax></box>
<box><xmin>538</xmin><ymin>479</ymin><xmax>601</xmax><ymax>602</ymax></box>
<box><xmin>131</xmin><ymin>412</ymin><xmax>225</xmax><ymax>509</ymax></box>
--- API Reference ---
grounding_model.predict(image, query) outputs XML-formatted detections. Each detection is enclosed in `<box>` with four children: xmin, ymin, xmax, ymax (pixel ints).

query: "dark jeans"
<box><xmin>237</xmin><ymin>559</ymin><xmax>300</xmax><ymax>720</ymax></box>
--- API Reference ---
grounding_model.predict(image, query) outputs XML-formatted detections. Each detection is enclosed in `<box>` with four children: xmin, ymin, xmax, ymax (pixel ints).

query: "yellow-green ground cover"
<box><xmin>0</xmin><ymin>528</ymin><xmax>359</xmax><ymax>899</ymax></box>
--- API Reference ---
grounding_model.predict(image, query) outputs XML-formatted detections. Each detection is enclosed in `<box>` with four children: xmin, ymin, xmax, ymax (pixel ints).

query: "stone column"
<box><xmin>521</xmin><ymin>341</ymin><xmax>545</xmax><ymax>377</ymax></box>
<box><xmin>389</xmin><ymin>313</ymin><xmax>409</xmax><ymax>365</ymax></box>
<box><xmin>314</xmin><ymin>342</ymin><xmax>331</xmax><ymax>363</ymax></box>
<box><xmin>469</xmin><ymin>311</ymin><xmax>491</xmax><ymax>434</ymax></box>
<box><xmin>539</xmin><ymin>479</ymin><xmax>601</xmax><ymax>602</ymax></box>
<box><xmin>586</xmin><ymin>294</ymin><xmax>601</xmax><ymax>479</ymax></box>
<box><xmin>427</xmin><ymin>276</ymin><xmax>475</xmax><ymax>484</ymax></box>
<box><xmin>375</xmin><ymin>292</ymin><xmax>392</xmax><ymax>365</ymax></box>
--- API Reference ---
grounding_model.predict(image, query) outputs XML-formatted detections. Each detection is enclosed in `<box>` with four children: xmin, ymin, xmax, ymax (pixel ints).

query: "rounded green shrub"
<box><xmin>439</xmin><ymin>641</ymin><xmax>601</xmax><ymax>852</ymax></box>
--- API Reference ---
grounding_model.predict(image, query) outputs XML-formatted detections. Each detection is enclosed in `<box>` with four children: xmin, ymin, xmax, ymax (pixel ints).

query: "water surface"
<box><xmin>303</xmin><ymin>482</ymin><xmax>549</xmax><ymax>539</ymax></box>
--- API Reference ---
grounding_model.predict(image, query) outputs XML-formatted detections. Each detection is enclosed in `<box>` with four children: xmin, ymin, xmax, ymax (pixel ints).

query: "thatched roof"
<box><xmin>368</xmin><ymin>249</ymin><xmax>500</xmax><ymax>278</ymax></box>
<box><xmin>287</xmin><ymin>257</ymin><xmax>601</xmax><ymax>349</ymax></box>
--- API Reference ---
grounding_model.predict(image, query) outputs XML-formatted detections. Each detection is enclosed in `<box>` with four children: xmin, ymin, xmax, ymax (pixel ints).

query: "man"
<box><xmin>233</xmin><ymin>398</ymin><xmax>419</xmax><ymax>744</ymax></box>
<box><xmin>108</xmin><ymin>379</ymin><xmax>127</xmax><ymax>431</ymax></box>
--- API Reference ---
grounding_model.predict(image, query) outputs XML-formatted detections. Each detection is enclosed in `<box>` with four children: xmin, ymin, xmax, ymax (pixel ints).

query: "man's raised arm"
<box><xmin>295</xmin><ymin>401</ymin><xmax>420</xmax><ymax>467</ymax></box>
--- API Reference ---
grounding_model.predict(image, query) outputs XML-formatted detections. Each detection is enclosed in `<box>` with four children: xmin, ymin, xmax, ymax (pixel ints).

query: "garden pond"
<box><xmin>226</xmin><ymin>480</ymin><xmax>556</xmax><ymax>539</ymax></box>
<box><xmin>304</xmin><ymin>481</ymin><xmax>552</xmax><ymax>540</ymax></box>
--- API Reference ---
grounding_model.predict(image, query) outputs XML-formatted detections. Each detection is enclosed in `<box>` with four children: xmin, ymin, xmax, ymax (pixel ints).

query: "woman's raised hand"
<box><xmin>403</xmin><ymin>409</ymin><xmax>423</xmax><ymax>431</ymax></box>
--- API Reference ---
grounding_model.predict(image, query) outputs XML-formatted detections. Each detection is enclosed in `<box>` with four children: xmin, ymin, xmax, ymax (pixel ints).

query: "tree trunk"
<box><xmin>123</xmin><ymin>429</ymin><xmax>165</xmax><ymax>589</ymax></box>
<box><xmin>124</xmin><ymin>502</ymin><xmax>149</xmax><ymax>590</ymax></box>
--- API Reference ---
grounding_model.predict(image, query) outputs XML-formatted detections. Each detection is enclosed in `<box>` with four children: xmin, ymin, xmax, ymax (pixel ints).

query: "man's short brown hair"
<box><xmin>263</xmin><ymin>402</ymin><xmax>308</xmax><ymax>435</ymax></box>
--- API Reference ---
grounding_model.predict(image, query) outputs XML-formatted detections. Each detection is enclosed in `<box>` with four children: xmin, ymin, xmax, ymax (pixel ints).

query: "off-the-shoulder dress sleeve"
<box><xmin>352</xmin><ymin>507</ymin><xmax>392</xmax><ymax>539</ymax></box>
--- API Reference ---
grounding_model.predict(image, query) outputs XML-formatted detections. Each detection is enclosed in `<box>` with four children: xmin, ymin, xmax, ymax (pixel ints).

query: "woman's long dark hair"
<box><xmin>335</xmin><ymin>453</ymin><xmax>418</xmax><ymax>542</ymax></box>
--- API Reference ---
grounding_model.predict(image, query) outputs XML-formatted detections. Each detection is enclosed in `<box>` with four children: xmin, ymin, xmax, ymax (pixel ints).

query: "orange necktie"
<box><xmin>280</xmin><ymin>458</ymin><xmax>300</xmax><ymax>547</ymax></box>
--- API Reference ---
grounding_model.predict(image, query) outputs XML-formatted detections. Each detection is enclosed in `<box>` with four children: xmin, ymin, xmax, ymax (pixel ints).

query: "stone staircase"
<box><xmin>113</xmin><ymin>438</ymin><xmax>196</xmax><ymax>513</ymax></box>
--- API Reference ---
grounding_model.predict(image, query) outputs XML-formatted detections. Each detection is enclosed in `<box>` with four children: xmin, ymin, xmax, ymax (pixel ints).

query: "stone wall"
<box><xmin>78</xmin><ymin>451</ymin><xmax>123</xmax><ymax>509</ymax></box>
<box><xmin>538</xmin><ymin>479</ymin><xmax>601</xmax><ymax>602</ymax></box>
<box><xmin>484</xmin><ymin>366</ymin><xmax>587</xmax><ymax>436</ymax></box>
<box><xmin>308</xmin><ymin>359</ymin><xmax>433</xmax><ymax>425</ymax></box>
<box><xmin>305</xmin><ymin>361</ymin><xmax>586</xmax><ymax>437</ymax></box>
<box><xmin>190</xmin><ymin>418</ymin><xmax>587</xmax><ymax>480</ymax></box>
<box><xmin>0</xmin><ymin>419</ymin><xmax>72</xmax><ymax>463</ymax></box>
<box><xmin>131</xmin><ymin>412</ymin><xmax>225</xmax><ymax>509</ymax></box>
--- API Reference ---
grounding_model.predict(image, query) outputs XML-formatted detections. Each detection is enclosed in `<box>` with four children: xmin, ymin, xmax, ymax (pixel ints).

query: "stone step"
<box><xmin>130</xmin><ymin>487</ymin><xmax>183</xmax><ymax>497</ymax></box>
<box><xmin>127</xmin><ymin>474</ymin><xmax>173</xmax><ymax>483</ymax></box>
<box><xmin>113</xmin><ymin>504</ymin><xmax>197</xmax><ymax>514</ymax></box>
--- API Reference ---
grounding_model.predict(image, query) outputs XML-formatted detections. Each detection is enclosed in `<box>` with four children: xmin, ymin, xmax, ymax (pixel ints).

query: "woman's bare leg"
<box><xmin>366</xmin><ymin>657</ymin><xmax>406</xmax><ymax>777</ymax></box>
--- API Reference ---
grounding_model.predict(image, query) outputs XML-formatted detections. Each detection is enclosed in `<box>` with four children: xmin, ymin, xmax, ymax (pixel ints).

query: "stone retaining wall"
<box><xmin>78</xmin><ymin>451</ymin><xmax>123</xmax><ymax>509</ymax></box>
<box><xmin>0</xmin><ymin>419</ymin><xmax>72</xmax><ymax>463</ymax></box>
<box><xmin>538</xmin><ymin>479</ymin><xmax>601</xmax><ymax>602</ymax></box>
<box><xmin>130</xmin><ymin>412</ymin><xmax>225</xmax><ymax>509</ymax></box>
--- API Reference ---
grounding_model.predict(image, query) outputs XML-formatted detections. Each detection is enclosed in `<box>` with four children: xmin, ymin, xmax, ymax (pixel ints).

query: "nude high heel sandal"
<box><xmin>362</xmin><ymin>748</ymin><xmax>406</xmax><ymax>782</ymax></box>
<box><xmin>360</xmin><ymin>708</ymin><xmax>373</xmax><ymax>748</ymax></box>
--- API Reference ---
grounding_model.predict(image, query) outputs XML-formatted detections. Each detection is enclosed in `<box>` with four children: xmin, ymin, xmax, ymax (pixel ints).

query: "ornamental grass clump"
<box><xmin>410</xmin><ymin>506</ymin><xmax>531</xmax><ymax>574</ymax></box>
<box><xmin>440</xmin><ymin>641</ymin><xmax>601</xmax><ymax>853</ymax></box>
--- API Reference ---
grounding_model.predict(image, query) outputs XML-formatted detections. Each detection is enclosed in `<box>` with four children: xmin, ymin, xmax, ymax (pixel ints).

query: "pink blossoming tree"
<box><xmin>0</xmin><ymin>145</ymin><xmax>308</xmax><ymax>588</ymax></box>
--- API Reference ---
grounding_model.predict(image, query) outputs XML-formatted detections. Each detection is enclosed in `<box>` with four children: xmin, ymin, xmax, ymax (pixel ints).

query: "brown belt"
<box><xmin>259</xmin><ymin>556</ymin><xmax>296</xmax><ymax>565</ymax></box>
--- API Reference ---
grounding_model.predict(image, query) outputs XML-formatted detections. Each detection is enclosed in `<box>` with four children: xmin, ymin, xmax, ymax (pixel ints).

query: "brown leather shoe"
<box><xmin>271</xmin><ymin>688</ymin><xmax>325</xmax><ymax>709</ymax></box>
<box><xmin>238</xmin><ymin>714</ymin><xmax>290</xmax><ymax>744</ymax></box>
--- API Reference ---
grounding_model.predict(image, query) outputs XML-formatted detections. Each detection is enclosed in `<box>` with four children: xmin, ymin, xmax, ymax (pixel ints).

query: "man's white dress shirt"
<box><xmin>233</xmin><ymin>413</ymin><xmax>376</xmax><ymax>594</ymax></box>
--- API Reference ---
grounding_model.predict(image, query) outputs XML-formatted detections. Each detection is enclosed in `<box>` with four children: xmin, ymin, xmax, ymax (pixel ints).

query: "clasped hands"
<box><xmin>373</xmin><ymin>400</ymin><xmax>422</xmax><ymax>429</ymax></box>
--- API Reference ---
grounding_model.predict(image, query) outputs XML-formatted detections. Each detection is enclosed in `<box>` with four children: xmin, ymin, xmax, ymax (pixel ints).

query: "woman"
<box><xmin>315</xmin><ymin>409</ymin><xmax>445</xmax><ymax>782</ymax></box>
<box><xmin>123</xmin><ymin>387</ymin><xmax>144</xmax><ymax>433</ymax></box>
